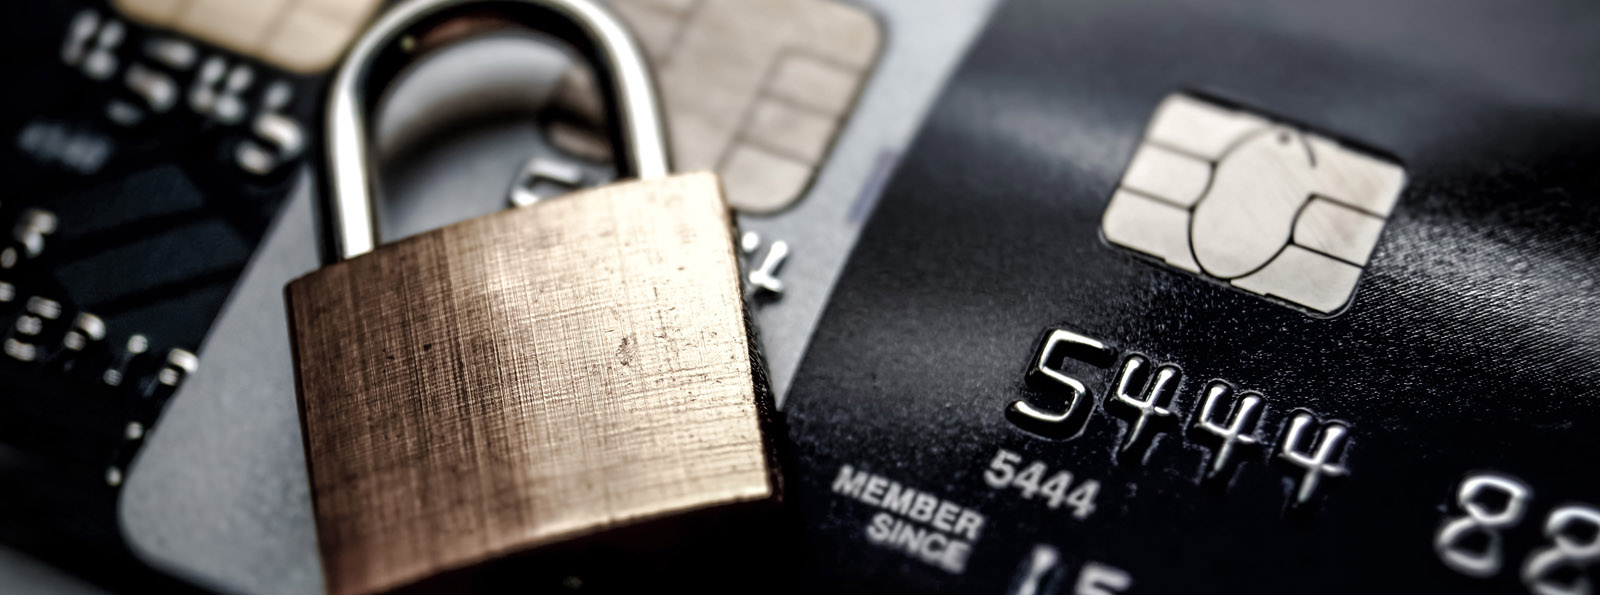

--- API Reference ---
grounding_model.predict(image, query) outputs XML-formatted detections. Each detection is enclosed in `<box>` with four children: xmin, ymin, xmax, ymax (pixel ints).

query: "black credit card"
<box><xmin>0</xmin><ymin>0</ymin><xmax>315</xmax><ymax>585</ymax></box>
<box><xmin>781</xmin><ymin>0</ymin><xmax>1600</xmax><ymax>592</ymax></box>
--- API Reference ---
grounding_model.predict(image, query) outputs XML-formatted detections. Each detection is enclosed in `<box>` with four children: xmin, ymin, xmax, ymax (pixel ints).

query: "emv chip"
<box><xmin>551</xmin><ymin>0</ymin><xmax>882</xmax><ymax>213</ymax></box>
<box><xmin>1102</xmin><ymin>95</ymin><xmax>1406</xmax><ymax>314</ymax></box>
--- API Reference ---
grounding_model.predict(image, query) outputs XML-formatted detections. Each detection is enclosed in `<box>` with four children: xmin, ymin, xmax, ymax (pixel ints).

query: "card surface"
<box><xmin>782</xmin><ymin>0</ymin><xmax>1600</xmax><ymax>592</ymax></box>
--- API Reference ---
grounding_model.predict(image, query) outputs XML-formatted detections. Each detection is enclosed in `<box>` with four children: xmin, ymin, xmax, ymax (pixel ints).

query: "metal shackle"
<box><xmin>325</xmin><ymin>0</ymin><xmax>670</xmax><ymax>261</ymax></box>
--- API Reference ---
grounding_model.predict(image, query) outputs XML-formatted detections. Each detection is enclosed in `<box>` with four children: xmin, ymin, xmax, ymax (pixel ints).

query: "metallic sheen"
<box><xmin>286</xmin><ymin>173</ymin><xmax>775</xmax><ymax>595</ymax></box>
<box><xmin>326</xmin><ymin>0</ymin><xmax>670</xmax><ymax>260</ymax></box>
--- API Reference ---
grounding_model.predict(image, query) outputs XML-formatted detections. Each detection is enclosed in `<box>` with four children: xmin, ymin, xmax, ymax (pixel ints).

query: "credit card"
<box><xmin>781</xmin><ymin>0</ymin><xmax>1600</xmax><ymax>592</ymax></box>
<box><xmin>0</xmin><ymin>0</ymin><xmax>350</xmax><ymax>588</ymax></box>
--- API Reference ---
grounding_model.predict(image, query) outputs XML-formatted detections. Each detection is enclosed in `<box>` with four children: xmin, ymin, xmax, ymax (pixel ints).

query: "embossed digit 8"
<box><xmin>1436</xmin><ymin>473</ymin><xmax>1532</xmax><ymax>577</ymax></box>
<box><xmin>1522</xmin><ymin>505</ymin><xmax>1600</xmax><ymax>595</ymax></box>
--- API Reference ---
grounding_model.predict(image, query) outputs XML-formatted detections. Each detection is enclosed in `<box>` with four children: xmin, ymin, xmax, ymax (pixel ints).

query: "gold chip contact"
<box><xmin>112</xmin><ymin>0</ymin><xmax>382</xmax><ymax>73</ymax></box>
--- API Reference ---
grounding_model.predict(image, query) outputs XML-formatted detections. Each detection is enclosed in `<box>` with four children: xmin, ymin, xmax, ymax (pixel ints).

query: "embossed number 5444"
<box><xmin>983</xmin><ymin>449</ymin><xmax>1100</xmax><ymax>520</ymax></box>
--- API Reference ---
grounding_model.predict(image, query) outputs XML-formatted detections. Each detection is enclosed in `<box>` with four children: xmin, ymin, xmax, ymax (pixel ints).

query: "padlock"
<box><xmin>284</xmin><ymin>1</ymin><xmax>779</xmax><ymax>593</ymax></box>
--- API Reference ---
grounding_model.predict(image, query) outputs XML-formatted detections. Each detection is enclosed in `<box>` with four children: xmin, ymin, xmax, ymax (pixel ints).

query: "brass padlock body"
<box><xmin>287</xmin><ymin>173</ymin><xmax>778</xmax><ymax>595</ymax></box>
